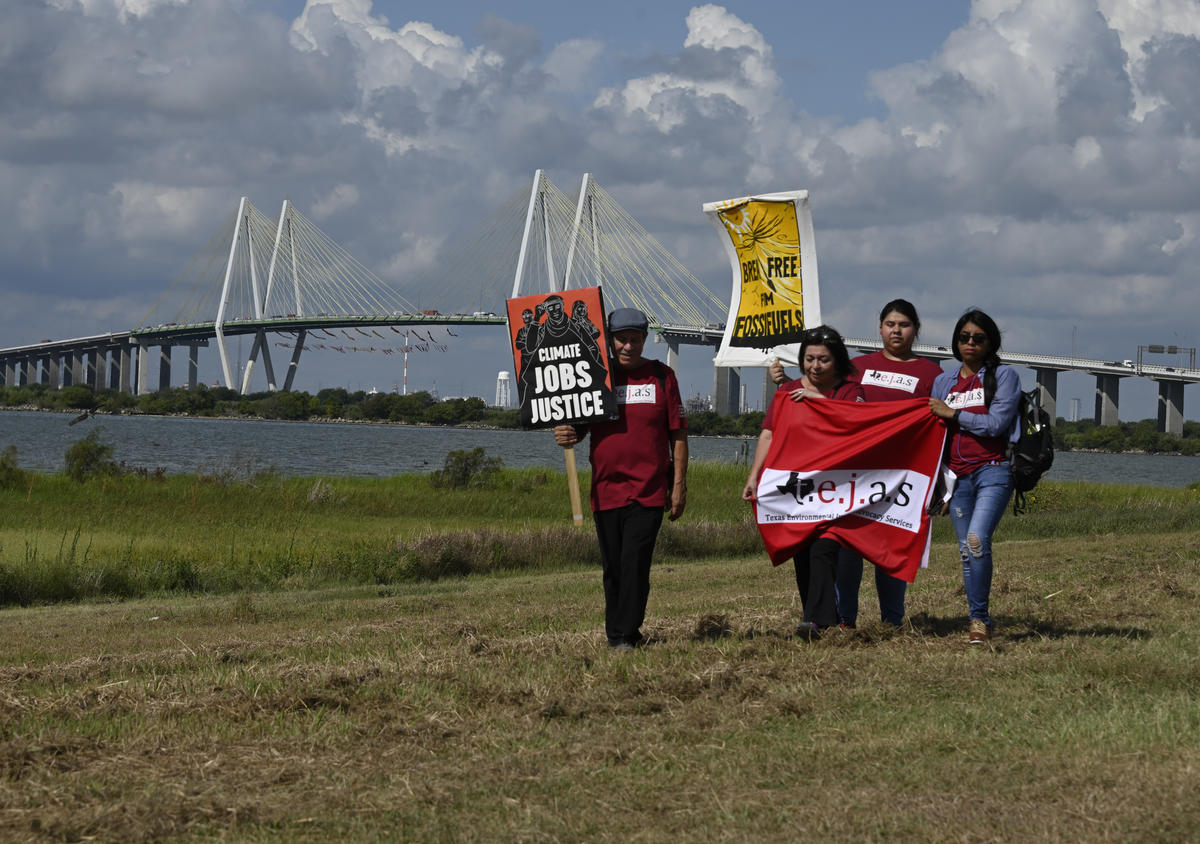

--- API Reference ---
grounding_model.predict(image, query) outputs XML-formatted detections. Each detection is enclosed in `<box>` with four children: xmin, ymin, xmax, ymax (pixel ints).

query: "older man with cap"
<box><xmin>554</xmin><ymin>307</ymin><xmax>688</xmax><ymax>651</ymax></box>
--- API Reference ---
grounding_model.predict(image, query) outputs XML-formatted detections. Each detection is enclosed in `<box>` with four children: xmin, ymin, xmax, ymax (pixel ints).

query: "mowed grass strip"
<box><xmin>0</xmin><ymin>528</ymin><xmax>1196</xmax><ymax>841</ymax></box>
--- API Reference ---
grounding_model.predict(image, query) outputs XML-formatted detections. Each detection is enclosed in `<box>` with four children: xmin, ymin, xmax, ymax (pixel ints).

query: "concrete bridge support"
<box><xmin>282</xmin><ymin>330</ymin><xmax>306</xmax><ymax>392</ymax></box>
<box><xmin>118</xmin><ymin>345</ymin><xmax>133</xmax><ymax>394</ymax></box>
<box><xmin>41</xmin><ymin>355</ymin><xmax>58</xmax><ymax>386</ymax></box>
<box><xmin>1156</xmin><ymin>380</ymin><xmax>1185</xmax><ymax>436</ymax></box>
<box><xmin>69</xmin><ymin>351</ymin><xmax>84</xmax><ymax>387</ymax></box>
<box><xmin>714</xmin><ymin>366</ymin><xmax>740</xmax><ymax>416</ymax></box>
<box><xmin>1094</xmin><ymin>374</ymin><xmax>1122</xmax><ymax>426</ymax></box>
<box><xmin>84</xmin><ymin>350</ymin><xmax>100</xmax><ymax>389</ymax></box>
<box><xmin>156</xmin><ymin>345</ymin><xmax>172</xmax><ymax>393</ymax></box>
<box><xmin>97</xmin><ymin>350</ymin><xmax>110</xmax><ymax>390</ymax></box>
<box><xmin>188</xmin><ymin>345</ymin><xmax>200</xmax><ymax>389</ymax></box>
<box><xmin>137</xmin><ymin>344</ymin><xmax>149</xmax><ymax>395</ymax></box>
<box><xmin>18</xmin><ymin>358</ymin><xmax>33</xmax><ymax>386</ymax></box>
<box><xmin>1033</xmin><ymin>368</ymin><xmax>1058</xmax><ymax>423</ymax></box>
<box><xmin>108</xmin><ymin>350</ymin><xmax>120</xmax><ymax>391</ymax></box>
<box><xmin>158</xmin><ymin>345</ymin><xmax>172</xmax><ymax>392</ymax></box>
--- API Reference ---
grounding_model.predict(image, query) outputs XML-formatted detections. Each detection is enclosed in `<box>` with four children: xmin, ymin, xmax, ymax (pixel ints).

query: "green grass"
<box><xmin>1</xmin><ymin>465</ymin><xmax>1198</xmax><ymax>605</ymax></box>
<box><xmin>0</xmin><ymin>528</ymin><xmax>1196</xmax><ymax>840</ymax></box>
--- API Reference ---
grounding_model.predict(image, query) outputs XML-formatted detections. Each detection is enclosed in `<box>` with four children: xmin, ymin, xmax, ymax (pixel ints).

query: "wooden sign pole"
<box><xmin>562</xmin><ymin>445</ymin><xmax>585</xmax><ymax>526</ymax></box>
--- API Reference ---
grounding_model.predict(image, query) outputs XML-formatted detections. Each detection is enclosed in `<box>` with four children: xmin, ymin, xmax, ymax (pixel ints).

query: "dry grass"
<box><xmin>0</xmin><ymin>530</ymin><xmax>1197</xmax><ymax>841</ymax></box>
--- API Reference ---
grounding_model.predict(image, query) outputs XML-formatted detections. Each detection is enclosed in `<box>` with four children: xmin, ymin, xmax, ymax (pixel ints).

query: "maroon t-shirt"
<box><xmin>762</xmin><ymin>378</ymin><xmax>865</xmax><ymax>430</ymax></box>
<box><xmin>850</xmin><ymin>351</ymin><xmax>943</xmax><ymax>402</ymax></box>
<box><xmin>587</xmin><ymin>360</ymin><xmax>686</xmax><ymax>511</ymax></box>
<box><xmin>943</xmin><ymin>370</ymin><xmax>1007</xmax><ymax>474</ymax></box>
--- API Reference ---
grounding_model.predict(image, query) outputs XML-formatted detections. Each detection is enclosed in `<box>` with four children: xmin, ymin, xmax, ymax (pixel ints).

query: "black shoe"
<box><xmin>795</xmin><ymin>622</ymin><xmax>821</xmax><ymax>641</ymax></box>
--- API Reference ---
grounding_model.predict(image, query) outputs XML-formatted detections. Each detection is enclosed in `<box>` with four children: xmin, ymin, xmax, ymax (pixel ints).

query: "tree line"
<box><xmin>2</xmin><ymin>383</ymin><xmax>1199</xmax><ymax>454</ymax></box>
<box><xmin>0</xmin><ymin>383</ymin><xmax>519</xmax><ymax>428</ymax></box>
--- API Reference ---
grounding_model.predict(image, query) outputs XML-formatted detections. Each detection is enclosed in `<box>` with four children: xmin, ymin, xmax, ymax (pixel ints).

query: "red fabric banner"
<box><xmin>754</xmin><ymin>397</ymin><xmax>947</xmax><ymax>582</ymax></box>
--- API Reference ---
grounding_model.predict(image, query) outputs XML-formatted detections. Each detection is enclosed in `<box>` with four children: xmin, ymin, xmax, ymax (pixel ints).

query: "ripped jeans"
<box><xmin>948</xmin><ymin>462</ymin><xmax>1012</xmax><ymax>627</ymax></box>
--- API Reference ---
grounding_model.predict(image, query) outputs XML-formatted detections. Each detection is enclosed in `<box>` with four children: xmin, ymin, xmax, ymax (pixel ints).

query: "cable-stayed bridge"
<box><xmin>0</xmin><ymin>171</ymin><xmax>725</xmax><ymax>395</ymax></box>
<box><xmin>1</xmin><ymin>170</ymin><xmax>1197</xmax><ymax>432</ymax></box>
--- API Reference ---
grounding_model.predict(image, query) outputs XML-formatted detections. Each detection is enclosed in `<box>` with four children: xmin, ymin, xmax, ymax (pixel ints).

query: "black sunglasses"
<box><xmin>957</xmin><ymin>332</ymin><xmax>988</xmax><ymax>346</ymax></box>
<box><xmin>804</xmin><ymin>328</ymin><xmax>839</xmax><ymax>344</ymax></box>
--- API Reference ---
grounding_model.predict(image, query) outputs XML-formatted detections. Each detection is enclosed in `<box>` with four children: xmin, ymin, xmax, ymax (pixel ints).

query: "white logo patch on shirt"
<box><xmin>862</xmin><ymin>369</ymin><xmax>920</xmax><ymax>394</ymax></box>
<box><xmin>618</xmin><ymin>383</ymin><xmax>657</xmax><ymax>405</ymax></box>
<box><xmin>945</xmin><ymin>387</ymin><xmax>984</xmax><ymax>410</ymax></box>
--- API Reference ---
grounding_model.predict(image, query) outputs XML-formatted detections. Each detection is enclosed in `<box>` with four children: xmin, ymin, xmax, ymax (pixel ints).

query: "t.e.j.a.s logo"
<box><xmin>775</xmin><ymin>470</ymin><xmax>916</xmax><ymax>514</ymax></box>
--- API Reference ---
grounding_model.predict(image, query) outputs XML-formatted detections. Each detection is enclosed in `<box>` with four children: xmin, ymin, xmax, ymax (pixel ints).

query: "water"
<box><xmin>0</xmin><ymin>409</ymin><xmax>754</xmax><ymax>477</ymax></box>
<box><xmin>2</xmin><ymin>409</ymin><xmax>1197</xmax><ymax>487</ymax></box>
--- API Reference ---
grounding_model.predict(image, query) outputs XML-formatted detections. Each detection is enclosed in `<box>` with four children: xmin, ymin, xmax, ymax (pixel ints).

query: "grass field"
<box><xmin>2</xmin><ymin>463</ymin><xmax>1197</xmax><ymax>603</ymax></box>
<box><xmin>0</xmin><ymin>468</ymin><xmax>1198</xmax><ymax>840</ymax></box>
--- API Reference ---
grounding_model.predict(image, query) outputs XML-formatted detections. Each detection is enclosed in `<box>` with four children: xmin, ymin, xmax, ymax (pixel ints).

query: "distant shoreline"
<box><xmin>1</xmin><ymin>404</ymin><xmax>511</xmax><ymax>431</ymax></box>
<box><xmin>2</xmin><ymin>404</ymin><xmax>1196</xmax><ymax>457</ymax></box>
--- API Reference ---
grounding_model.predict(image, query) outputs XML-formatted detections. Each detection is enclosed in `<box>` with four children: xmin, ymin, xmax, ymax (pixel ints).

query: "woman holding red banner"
<box><xmin>837</xmin><ymin>300</ymin><xmax>943</xmax><ymax>628</ymax></box>
<box><xmin>744</xmin><ymin>325</ymin><xmax>864</xmax><ymax>640</ymax></box>
<box><xmin>769</xmin><ymin>300</ymin><xmax>942</xmax><ymax>630</ymax></box>
<box><xmin>928</xmin><ymin>309</ymin><xmax>1021</xmax><ymax>645</ymax></box>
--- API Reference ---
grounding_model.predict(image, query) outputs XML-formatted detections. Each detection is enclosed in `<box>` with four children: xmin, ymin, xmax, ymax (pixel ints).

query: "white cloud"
<box><xmin>544</xmin><ymin>38</ymin><xmax>604</xmax><ymax>92</ymax></box>
<box><xmin>53</xmin><ymin>0</ymin><xmax>188</xmax><ymax>22</ymax></box>
<box><xmin>291</xmin><ymin>1</ymin><xmax>491</xmax><ymax>98</ymax></box>
<box><xmin>379</xmin><ymin>232</ymin><xmax>443</xmax><ymax>281</ymax></box>
<box><xmin>1072</xmin><ymin>135</ymin><xmax>1103</xmax><ymax>166</ymax></box>
<box><xmin>311</xmin><ymin>183</ymin><xmax>360</xmax><ymax>219</ymax></box>
<box><xmin>595</xmin><ymin>4</ymin><xmax>781</xmax><ymax>131</ymax></box>
<box><xmin>111</xmin><ymin>182</ymin><xmax>219</xmax><ymax>240</ymax></box>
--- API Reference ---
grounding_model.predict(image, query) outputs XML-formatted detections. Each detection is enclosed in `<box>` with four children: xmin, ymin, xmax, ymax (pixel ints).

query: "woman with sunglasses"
<box><xmin>928</xmin><ymin>309</ymin><xmax>1021</xmax><ymax>645</ymax></box>
<box><xmin>744</xmin><ymin>326</ymin><xmax>865</xmax><ymax>640</ymax></box>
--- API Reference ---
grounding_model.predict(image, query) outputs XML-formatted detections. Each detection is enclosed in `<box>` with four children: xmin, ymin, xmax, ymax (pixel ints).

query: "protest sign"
<box><xmin>505</xmin><ymin>287</ymin><xmax>616</xmax><ymax>429</ymax></box>
<box><xmin>703</xmin><ymin>190</ymin><xmax>821</xmax><ymax>368</ymax></box>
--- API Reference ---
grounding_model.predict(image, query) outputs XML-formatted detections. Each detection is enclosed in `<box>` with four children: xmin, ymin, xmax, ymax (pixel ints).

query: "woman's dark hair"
<box><xmin>951</xmin><ymin>308</ymin><xmax>1003</xmax><ymax>406</ymax></box>
<box><xmin>878</xmin><ymin>298</ymin><xmax>921</xmax><ymax>337</ymax></box>
<box><xmin>800</xmin><ymin>324</ymin><xmax>856</xmax><ymax>381</ymax></box>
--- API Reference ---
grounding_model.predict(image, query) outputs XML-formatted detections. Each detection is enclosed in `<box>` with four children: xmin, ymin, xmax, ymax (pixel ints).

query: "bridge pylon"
<box><xmin>511</xmin><ymin>170</ymin><xmax>575</xmax><ymax>298</ymax></box>
<box><xmin>511</xmin><ymin>170</ymin><xmax>724</xmax><ymax>329</ymax></box>
<box><xmin>215</xmin><ymin>197</ymin><xmax>284</xmax><ymax>394</ymax></box>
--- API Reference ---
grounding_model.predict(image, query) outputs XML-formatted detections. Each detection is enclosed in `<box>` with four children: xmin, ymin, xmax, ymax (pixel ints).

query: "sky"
<box><xmin>3</xmin><ymin>0</ymin><xmax>1200</xmax><ymax>421</ymax></box>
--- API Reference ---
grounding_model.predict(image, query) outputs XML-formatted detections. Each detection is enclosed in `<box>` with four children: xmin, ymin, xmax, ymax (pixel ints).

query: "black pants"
<box><xmin>594</xmin><ymin>503</ymin><xmax>664</xmax><ymax>646</ymax></box>
<box><xmin>794</xmin><ymin>536</ymin><xmax>841</xmax><ymax>628</ymax></box>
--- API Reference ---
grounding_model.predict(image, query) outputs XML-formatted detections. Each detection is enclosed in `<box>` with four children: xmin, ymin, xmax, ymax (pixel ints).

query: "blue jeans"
<box><xmin>948</xmin><ymin>462</ymin><xmax>1012</xmax><ymax>626</ymax></box>
<box><xmin>835</xmin><ymin>549</ymin><xmax>907</xmax><ymax>626</ymax></box>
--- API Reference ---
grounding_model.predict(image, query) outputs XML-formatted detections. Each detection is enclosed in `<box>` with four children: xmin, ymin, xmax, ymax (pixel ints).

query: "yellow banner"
<box><xmin>715</xmin><ymin>200</ymin><xmax>805</xmax><ymax>347</ymax></box>
<box><xmin>704</xmin><ymin>190</ymin><xmax>820</xmax><ymax>367</ymax></box>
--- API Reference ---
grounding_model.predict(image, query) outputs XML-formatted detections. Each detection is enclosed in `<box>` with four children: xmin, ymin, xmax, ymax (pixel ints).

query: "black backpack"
<box><xmin>1009</xmin><ymin>389</ymin><xmax>1054</xmax><ymax>515</ymax></box>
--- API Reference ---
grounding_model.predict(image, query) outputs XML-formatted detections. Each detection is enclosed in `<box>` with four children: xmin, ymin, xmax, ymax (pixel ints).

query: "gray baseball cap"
<box><xmin>608</xmin><ymin>307</ymin><xmax>649</xmax><ymax>333</ymax></box>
